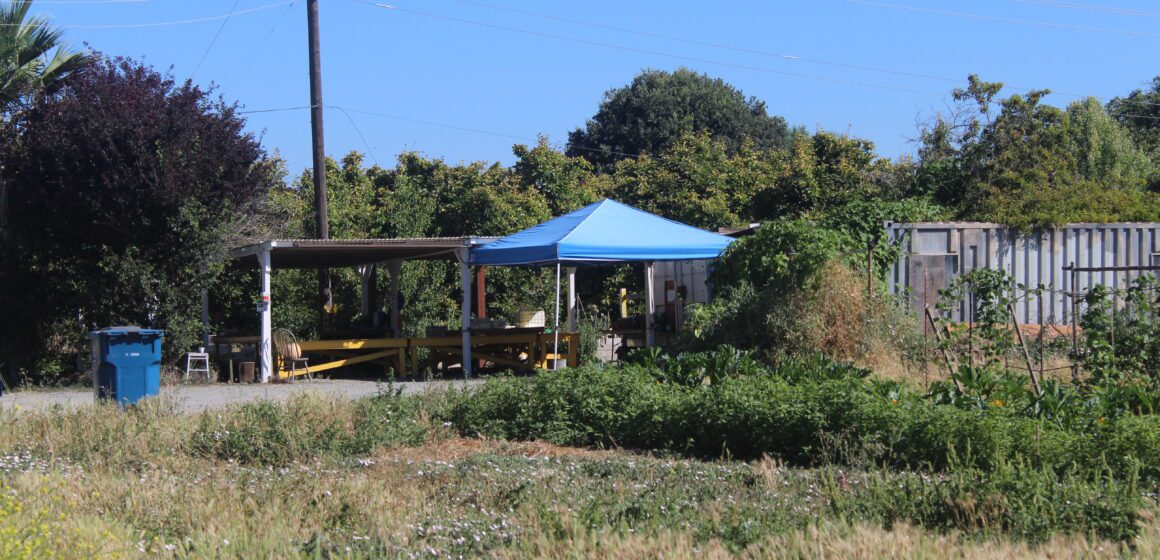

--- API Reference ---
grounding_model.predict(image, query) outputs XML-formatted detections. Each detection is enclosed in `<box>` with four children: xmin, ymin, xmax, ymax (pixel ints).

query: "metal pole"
<box><xmin>566</xmin><ymin>267</ymin><xmax>577</xmax><ymax>333</ymax></box>
<box><xmin>644</xmin><ymin>262</ymin><xmax>656</xmax><ymax>347</ymax></box>
<box><xmin>307</xmin><ymin>0</ymin><xmax>331</xmax><ymax>317</ymax></box>
<box><xmin>553</xmin><ymin>262</ymin><xmax>561</xmax><ymax>370</ymax></box>
<box><xmin>1069</xmin><ymin>263</ymin><xmax>1079</xmax><ymax>382</ymax></box>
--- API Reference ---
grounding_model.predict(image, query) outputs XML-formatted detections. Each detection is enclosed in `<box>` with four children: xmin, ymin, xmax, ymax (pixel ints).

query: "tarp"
<box><xmin>470</xmin><ymin>199</ymin><xmax>735</xmax><ymax>266</ymax></box>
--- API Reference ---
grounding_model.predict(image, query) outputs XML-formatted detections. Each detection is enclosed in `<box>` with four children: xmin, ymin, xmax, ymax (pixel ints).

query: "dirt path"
<box><xmin>0</xmin><ymin>378</ymin><xmax>482</xmax><ymax>414</ymax></box>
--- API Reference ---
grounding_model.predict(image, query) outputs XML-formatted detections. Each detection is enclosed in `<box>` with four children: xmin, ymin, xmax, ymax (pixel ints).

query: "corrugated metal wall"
<box><xmin>887</xmin><ymin>222</ymin><xmax>1160</xmax><ymax>324</ymax></box>
<box><xmin>653</xmin><ymin>260</ymin><xmax>713</xmax><ymax>307</ymax></box>
<box><xmin>654</xmin><ymin>259</ymin><xmax>714</xmax><ymax>315</ymax></box>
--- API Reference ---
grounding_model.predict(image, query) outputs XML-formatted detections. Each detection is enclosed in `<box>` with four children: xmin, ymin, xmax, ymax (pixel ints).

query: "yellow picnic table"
<box><xmin>281</xmin><ymin>329</ymin><xmax>578</xmax><ymax>379</ymax></box>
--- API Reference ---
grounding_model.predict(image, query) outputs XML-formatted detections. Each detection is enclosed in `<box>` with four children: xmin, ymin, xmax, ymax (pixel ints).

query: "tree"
<box><xmin>1067</xmin><ymin>97</ymin><xmax>1155</xmax><ymax>188</ymax></box>
<box><xmin>609</xmin><ymin>131</ymin><xmax>779</xmax><ymax>229</ymax></box>
<box><xmin>566</xmin><ymin>68</ymin><xmax>789</xmax><ymax>168</ymax></box>
<box><xmin>914</xmin><ymin>75</ymin><xmax>1160</xmax><ymax>227</ymax></box>
<box><xmin>751</xmin><ymin>130</ymin><xmax>904</xmax><ymax>220</ymax></box>
<box><xmin>0</xmin><ymin>0</ymin><xmax>87</xmax><ymax>115</ymax></box>
<box><xmin>1107</xmin><ymin>76</ymin><xmax>1160</xmax><ymax>163</ymax></box>
<box><xmin>0</xmin><ymin>56</ymin><xmax>278</xmax><ymax>381</ymax></box>
<box><xmin>512</xmin><ymin>136</ymin><xmax>605</xmax><ymax>216</ymax></box>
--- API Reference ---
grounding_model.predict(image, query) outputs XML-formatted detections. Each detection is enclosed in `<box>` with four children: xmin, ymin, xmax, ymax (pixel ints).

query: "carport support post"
<box><xmin>200</xmin><ymin>288</ymin><xmax>211</xmax><ymax>350</ymax></box>
<box><xmin>644</xmin><ymin>261</ymin><xmax>655</xmax><ymax>347</ymax></box>
<box><xmin>566</xmin><ymin>267</ymin><xmax>577</xmax><ymax>333</ymax></box>
<box><xmin>387</xmin><ymin>259</ymin><xmax>402</xmax><ymax>338</ymax></box>
<box><xmin>457</xmin><ymin>249</ymin><xmax>473</xmax><ymax>377</ymax></box>
<box><xmin>258</xmin><ymin>247</ymin><xmax>273</xmax><ymax>383</ymax></box>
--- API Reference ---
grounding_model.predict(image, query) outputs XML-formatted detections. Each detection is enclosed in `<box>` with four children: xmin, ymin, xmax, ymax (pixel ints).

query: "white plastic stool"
<box><xmin>184</xmin><ymin>351</ymin><xmax>211</xmax><ymax>383</ymax></box>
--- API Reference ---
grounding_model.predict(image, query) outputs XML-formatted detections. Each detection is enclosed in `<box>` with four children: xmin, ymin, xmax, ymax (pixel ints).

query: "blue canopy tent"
<box><xmin>471</xmin><ymin>198</ymin><xmax>735</xmax><ymax>266</ymax></box>
<box><xmin>465</xmin><ymin>199</ymin><xmax>735</xmax><ymax>372</ymax></box>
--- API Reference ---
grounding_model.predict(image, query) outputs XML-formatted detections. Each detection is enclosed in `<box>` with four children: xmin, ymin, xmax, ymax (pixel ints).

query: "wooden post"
<box><xmin>457</xmin><ymin>249</ymin><xmax>472</xmax><ymax>377</ymax></box>
<box><xmin>306</xmin><ymin>0</ymin><xmax>331</xmax><ymax>322</ymax></box>
<box><xmin>387</xmin><ymin>259</ymin><xmax>401</xmax><ymax>338</ymax></box>
<box><xmin>1008</xmin><ymin>303</ymin><xmax>1042</xmax><ymax>396</ymax></box>
<box><xmin>925</xmin><ymin>306</ymin><xmax>960</xmax><ymax>392</ymax></box>
<box><xmin>475</xmin><ymin>266</ymin><xmax>487</xmax><ymax>319</ymax></box>
<box><xmin>476</xmin><ymin>265</ymin><xmax>487</xmax><ymax>370</ymax></box>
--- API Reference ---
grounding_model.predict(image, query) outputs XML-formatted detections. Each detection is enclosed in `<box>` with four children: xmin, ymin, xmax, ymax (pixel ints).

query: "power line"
<box><xmin>350</xmin><ymin>0</ymin><xmax>949</xmax><ymax>97</ymax></box>
<box><xmin>848</xmin><ymin>0</ymin><xmax>1160</xmax><ymax>38</ymax></box>
<box><xmin>189</xmin><ymin>0</ymin><xmax>241</xmax><ymax>80</ymax></box>
<box><xmin>448</xmin><ymin>0</ymin><xmax>961</xmax><ymax>85</ymax></box>
<box><xmin>332</xmin><ymin>105</ymin><xmax>382</xmax><ymax>167</ymax></box>
<box><xmin>444</xmin><ymin>0</ymin><xmax>1160</xmax><ymax>109</ymax></box>
<box><xmin>29</xmin><ymin>0</ymin><xmax>150</xmax><ymax>4</ymax></box>
<box><xmin>232</xmin><ymin>0</ymin><xmax>297</xmax><ymax>80</ymax></box>
<box><xmin>361</xmin><ymin>1</ymin><xmax>1160</xmax><ymax>115</ymax></box>
<box><xmin>23</xmin><ymin>1</ymin><xmax>296</xmax><ymax>29</ymax></box>
<box><xmin>241</xmin><ymin>104</ymin><xmax>644</xmax><ymax>158</ymax></box>
<box><xmin>239</xmin><ymin>105</ymin><xmax>311</xmax><ymax>114</ymax></box>
<box><xmin>1012</xmin><ymin>0</ymin><xmax>1160</xmax><ymax>19</ymax></box>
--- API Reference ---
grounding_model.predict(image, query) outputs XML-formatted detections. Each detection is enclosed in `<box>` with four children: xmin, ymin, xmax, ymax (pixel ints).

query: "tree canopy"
<box><xmin>1108</xmin><ymin>77</ymin><xmax>1160</xmax><ymax>166</ymax></box>
<box><xmin>0</xmin><ymin>56</ymin><xmax>278</xmax><ymax>381</ymax></box>
<box><xmin>913</xmin><ymin>75</ymin><xmax>1160</xmax><ymax>229</ymax></box>
<box><xmin>566</xmin><ymin>68</ymin><xmax>790</xmax><ymax>169</ymax></box>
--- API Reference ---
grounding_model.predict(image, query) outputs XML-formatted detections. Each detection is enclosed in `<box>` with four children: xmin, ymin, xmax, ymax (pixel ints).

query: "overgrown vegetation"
<box><xmin>5</xmin><ymin>60</ymin><xmax>1158</xmax><ymax>383</ymax></box>
<box><xmin>0</xmin><ymin>387</ymin><xmax>1157</xmax><ymax>558</ymax></box>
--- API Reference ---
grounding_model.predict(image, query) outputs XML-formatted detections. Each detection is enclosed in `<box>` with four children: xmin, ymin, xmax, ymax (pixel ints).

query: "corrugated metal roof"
<box><xmin>230</xmin><ymin>237</ymin><xmax>498</xmax><ymax>269</ymax></box>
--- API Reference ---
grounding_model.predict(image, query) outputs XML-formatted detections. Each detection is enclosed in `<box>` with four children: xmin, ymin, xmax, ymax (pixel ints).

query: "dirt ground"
<box><xmin>0</xmin><ymin>378</ymin><xmax>482</xmax><ymax>414</ymax></box>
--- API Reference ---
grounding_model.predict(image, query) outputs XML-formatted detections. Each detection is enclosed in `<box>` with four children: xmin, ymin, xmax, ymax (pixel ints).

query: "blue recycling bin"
<box><xmin>88</xmin><ymin>327</ymin><xmax>164</xmax><ymax>407</ymax></box>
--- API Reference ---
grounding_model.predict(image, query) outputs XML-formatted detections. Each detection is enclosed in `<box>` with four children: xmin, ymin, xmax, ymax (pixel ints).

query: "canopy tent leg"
<box><xmin>387</xmin><ymin>259</ymin><xmax>402</xmax><ymax>338</ymax></box>
<box><xmin>457</xmin><ymin>249</ymin><xmax>473</xmax><ymax>377</ymax></box>
<box><xmin>566</xmin><ymin>266</ymin><xmax>577</xmax><ymax>333</ymax></box>
<box><xmin>258</xmin><ymin>247</ymin><xmax>273</xmax><ymax>383</ymax></box>
<box><xmin>553</xmin><ymin>262</ymin><xmax>561</xmax><ymax>369</ymax></box>
<box><xmin>644</xmin><ymin>261</ymin><xmax>655</xmax><ymax>347</ymax></box>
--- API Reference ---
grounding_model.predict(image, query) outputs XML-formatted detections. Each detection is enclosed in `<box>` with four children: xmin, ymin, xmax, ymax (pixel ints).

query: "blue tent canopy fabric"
<box><xmin>470</xmin><ymin>199</ymin><xmax>735</xmax><ymax>266</ymax></box>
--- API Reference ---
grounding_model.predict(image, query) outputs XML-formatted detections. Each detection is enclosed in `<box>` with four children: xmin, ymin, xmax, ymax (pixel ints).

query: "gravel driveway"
<box><xmin>0</xmin><ymin>378</ymin><xmax>483</xmax><ymax>414</ymax></box>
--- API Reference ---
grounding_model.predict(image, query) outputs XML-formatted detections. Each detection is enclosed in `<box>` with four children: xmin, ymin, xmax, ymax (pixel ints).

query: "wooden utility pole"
<box><xmin>307</xmin><ymin>0</ymin><xmax>332</xmax><ymax>313</ymax></box>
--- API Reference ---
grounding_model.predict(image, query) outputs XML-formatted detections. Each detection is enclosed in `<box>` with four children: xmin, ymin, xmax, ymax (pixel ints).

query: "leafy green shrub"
<box><xmin>624</xmin><ymin>344</ymin><xmax>766</xmax><ymax>386</ymax></box>
<box><xmin>442</xmin><ymin>362</ymin><xmax>1160</xmax><ymax>484</ymax></box>
<box><xmin>1081</xmin><ymin>275</ymin><xmax>1160</xmax><ymax>381</ymax></box>
<box><xmin>687</xmin><ymin>218</ymin><xmax>920</xmax><ymax>369</ymax></box>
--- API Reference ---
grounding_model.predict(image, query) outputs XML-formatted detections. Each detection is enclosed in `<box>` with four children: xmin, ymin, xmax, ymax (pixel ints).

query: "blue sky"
<box><xmin>36</xmin><ymin>0</ymin><xmax>1160</xmax><ymax>176</ymax></box>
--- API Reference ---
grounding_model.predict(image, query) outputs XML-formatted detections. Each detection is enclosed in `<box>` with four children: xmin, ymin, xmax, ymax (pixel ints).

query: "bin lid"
<box><xmin>88</xmin><ymin>326</ymin><xmax>165</xmax><ymax>338</ymax></box>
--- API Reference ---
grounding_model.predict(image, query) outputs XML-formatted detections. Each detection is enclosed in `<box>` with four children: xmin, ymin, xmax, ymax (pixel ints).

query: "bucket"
<box><xmin>518</xmin><ymin>310</ymin><xmax>546</xmax><ymax>328</ymax></box>
<box><xmin>239</xmin><ymin>362</ymin><xmax>255</xmax><ymax>383</ymax></box>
